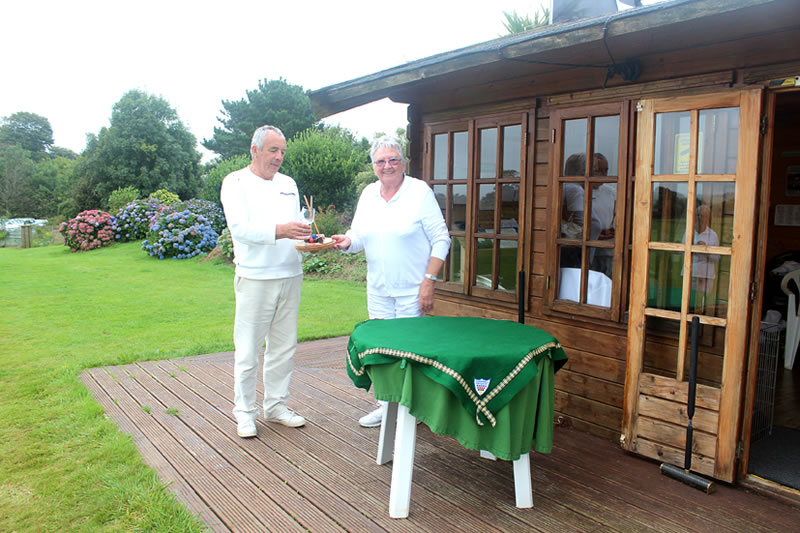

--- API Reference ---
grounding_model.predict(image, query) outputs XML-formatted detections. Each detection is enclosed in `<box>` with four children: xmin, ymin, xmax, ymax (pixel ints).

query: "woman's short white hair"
<box><xmin>251</xmin><ymin>125</ymin><xmax>285</xmax><ymax>157</ymax></box>
<box><xmin>370</xmin><ymin>135</ymin><xmax>405</xmax><ymax>164</ymax></box>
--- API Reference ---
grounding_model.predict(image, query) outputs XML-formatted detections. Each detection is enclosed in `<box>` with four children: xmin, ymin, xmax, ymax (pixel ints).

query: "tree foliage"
<box><xmin>201</xmin><ymin>154</ymin><xmax>250</xmax><ymax>205</ymax></box>
<box><xmin>76</xmin><ymin>90</ymin><xmax>202</xmax><ymax>211</ymax></box>
<box><xmin>0</xmin><ymin>111</ymin><xmax>54</xmax><ymax>160</ymax></box>
<box><xmin>203</xmin><ymin>78</ymin><xmax>316</xmax><ymax>159</ymax></box>
<box><xmin>502</xmin><ymin>7</ymin><xmax>550</xmax><ymax>34</ymax></box>
<box><xmin>281</xmin><ymin>126</ymin><xmax>368</xmax><ymax>210</ymax></box>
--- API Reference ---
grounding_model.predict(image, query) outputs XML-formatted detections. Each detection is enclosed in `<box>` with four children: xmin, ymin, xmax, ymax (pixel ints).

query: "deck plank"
<box><xmin>81</xmin><ymin>336</ymin><xmax>800</xmax><ymax>532</ymax></box>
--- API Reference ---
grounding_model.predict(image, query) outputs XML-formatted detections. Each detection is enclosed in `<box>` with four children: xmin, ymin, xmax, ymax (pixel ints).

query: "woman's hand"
<box><xmin>419</xmin><ymin>278</ymin><xmax>435</xmax><ymax>314</ymax></box>
<box><xmin>331</xmin><ymin>234</ymin><xmax>351</xmax><ymax>251</ymax></box>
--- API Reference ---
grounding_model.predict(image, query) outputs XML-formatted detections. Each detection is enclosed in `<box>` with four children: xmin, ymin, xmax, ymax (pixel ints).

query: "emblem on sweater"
<box><xmin>474</xmin><ymin>378</ymin><xmax>490</xmax><ymax>396</ymax></box>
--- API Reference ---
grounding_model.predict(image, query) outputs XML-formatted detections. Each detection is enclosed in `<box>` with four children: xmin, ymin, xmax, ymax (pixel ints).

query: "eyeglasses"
<box><xmin>374</xmin><ymin>157</ymin><xmax>402</xmax><ymax>167</ymax></box>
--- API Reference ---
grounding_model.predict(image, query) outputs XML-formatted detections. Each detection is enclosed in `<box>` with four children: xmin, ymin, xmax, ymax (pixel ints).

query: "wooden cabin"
<box><xmin>309</xmin><ymin>0</ymin><xmax>800</xmax><ymax>494</ymax></box>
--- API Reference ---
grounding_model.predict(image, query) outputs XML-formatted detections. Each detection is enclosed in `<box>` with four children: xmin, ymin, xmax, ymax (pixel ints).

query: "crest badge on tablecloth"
<box><xmin>474</xmin><ymin>378</ymin><xmax>491</xmax><ymax>396</ymax></box>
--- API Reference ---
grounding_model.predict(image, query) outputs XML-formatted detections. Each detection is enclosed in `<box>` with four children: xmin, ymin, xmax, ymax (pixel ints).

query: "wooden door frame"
<box><xmin>622</xmin><ymin>88</ymin><xmax>763</xmax><ymax>482</ymax></box>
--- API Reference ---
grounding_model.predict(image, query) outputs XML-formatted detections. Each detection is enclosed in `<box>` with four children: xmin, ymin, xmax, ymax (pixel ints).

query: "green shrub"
<box><xmin>313</xmin><ymin>205</ymin><xmax>345</xmax><ymax>236</ymax></box>
<box><xmin>217</xmin><ymin>228</ymin><xmax>233</xmax><ymax>259</ymax></box>
<box><xmin>107</xmin><ymin>186</ymin><xmax>140</xmax><ymax>214</ymax></box>
<box><xmin>354</xmin><ymin>169</ymin><xmax>377</xmax><ymax>198</ymax></box>
<box><xmin>58</xmin><ymin>210</ymin><xmax>116</xmax><ymax>251</ymax></box>
<box><xmin>148</xmin><ymin>188</ymin><xmax>180</xmax><ymax>206</ymax></box>
<box><xmin>302</xmin><ymin>253</ymin><xmax>342</xmax><ymax>275</ymax></box>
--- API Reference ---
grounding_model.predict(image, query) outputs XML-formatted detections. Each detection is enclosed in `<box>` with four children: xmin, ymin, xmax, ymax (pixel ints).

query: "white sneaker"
<box><xmin>237</xmin><ymin>420</ymin><xmax>257</xmax><ymax>438</ymax></box>
<box><xmin>265</xmin><ymin>409</ymin><xmax>306</xmax><ymax>428</ymax></box>
<box><xmin>359</xmin><ymin>406</ymin><xmax>384</xmax><ymax>428</ymax></box>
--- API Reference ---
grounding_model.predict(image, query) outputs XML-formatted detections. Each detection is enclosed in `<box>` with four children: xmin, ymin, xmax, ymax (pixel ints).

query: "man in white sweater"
<box><xmin>220</xmin><ymin>125</ymin><xmax>312</xmax><ymax>438</ymax></box>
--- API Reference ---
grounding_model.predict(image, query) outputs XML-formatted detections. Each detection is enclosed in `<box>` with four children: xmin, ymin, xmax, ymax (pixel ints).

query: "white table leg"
<box><xmin>388</xmin><ymin>404</ymin><xmax>417</xmax><ymax>519</ymax></box>
<box><xmin>480</xmin><ymin>450</ymin><xmax>497</xmax><ymax>460</ymax></box>
<box><xmin>376</xmin><ymin>402</ymin><xmax>398</xmax><ymax>465</ymax></box>
<box><xmin>513</xmin><ymin>452</ymin><xmax>533</xmax><ymax>508</ymax></box>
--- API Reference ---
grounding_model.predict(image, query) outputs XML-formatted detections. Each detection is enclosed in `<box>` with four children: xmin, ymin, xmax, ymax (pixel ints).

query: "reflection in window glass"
<box><xmin>475</xmin><ymin>238</ymin><xmax>493</xmax><ymax>288</ymax></box>
<box><xmin>477</xmin><ymin>184</ymin><xmax>495</xmax><ymax>232</ymax></box>
<box><xmin>498</xmin><ymin>240</ymin><xmax>517</xmax><ymax>292</ymax></box>
<box><xmin>591</xmin><ymin>183</ymin><xmax>616</xmax><ymax>242</ymax></box>
<box><xmin>697</xmin><ymin>107</ymin><xmax>739</xmax><ymax>175</ymax></box>
<box><xmin>642</xmin><ymin>315</ymin><xmax>678</xmax><ymax>378</ymax></box>
<box><xmin>558</xmin><ymin>246</ymin><xmax>582</xmax><ymax>303</ymax></box>
<box><xmin>433</xmin><ymin>134</ymin><xmax>448</xmax><ymax>179</ymax></box>
<box><xmin>590</xmin><ymin>245</ymin><xmax>614</xmax><ymax>284</ymax></box>
<box><xmin>647</xmin><ymin>249</ymin><xmax>684</xmax><ymax>311</ymax></box>
<box><xmin>449</xmin><ymin>236</ymin><xmax>465</xmax><ymax>283</ymax></box>
<box><xmin>651</xmin><ymin>182</ymin><xmax>688</xmax><ymax>243</ymax></box>
<box><xmin>480</xmin><ymin>128</ymin><xmax>497</xmax><ymax>178</ymax></box>
<box><xmin>690</xmin><ymin>254</ymin><xmax>729</xmax><ymax>319</ymax></box>
<box><xmin>453</xmin><ymin>131</ymin><xmax>468</xmax><ymax>179</ymax></box>
<box><xmin>500</xmin><ymin>184</ymin><xmax>519</xmax><ymax>234</ymax></box>
<box><xmin>593</xmin><ymin>116</ymin><xmax>619</xmax><ymax>176</ymax></box>
<box><xmin>450</xmin><ymin>184</ymin><xmax>467</xmax><ymax>231</ymax></box>
<box><xmin>561</xmin><ymin>183</ymin><xmax>585</xmax><ymax>238</ymax></box>
<box><xmin>502</xmin><ymin>125</ymin><xmax>521</xmax><ymax>177</ymax></box>
<box><xmin>563</xmin><ymin>119</ymin><xmax>587</xmax><ymax>175</ymax></box>
<box><xmin>695</xmin><ymin>182</ymin><xmax>735</xmax><ymax>246</ymax></box>
<box><xmin>654</xmin><ymin>111</ymin><xmax>690</xmax><ymax>175</ymax></box>
<box><xmin>682</xmin><ymin>323</ymin><xmax>724</xmax><ymax>386</ymax></box>
<box><xmin>433</xmin><ymin>185</ymin><xmax>446</xmax><ymax>218</ymax></box>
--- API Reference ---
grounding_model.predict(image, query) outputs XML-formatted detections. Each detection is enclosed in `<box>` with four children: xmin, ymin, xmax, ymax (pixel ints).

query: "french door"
<box><xmin>621</xmin><ymin>90</ymin><xmax>761</xmax><ymax>482</ymax></box>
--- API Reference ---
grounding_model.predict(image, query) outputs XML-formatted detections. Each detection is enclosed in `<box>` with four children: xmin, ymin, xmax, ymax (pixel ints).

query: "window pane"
<box><xmin>585</xmin><ymin>247</ymin><xmax>612</xmax><ymax>307</ymax></box>
<box><xmin>643</xmin><ymin>315</ymin><xmax>679</xmax><ymax>378</ymax></box>
<box><xmin>651</xmin><ymin>182</ymin><xmax>688</xmax><ymax>243</ymax></box>
<box><xmin>593</xmin><ymin>116</ymin><xmax>619</xmax><ymax>176</ymax></box>
<box><xmin>563</xmin><ymin>119</ymin><xmax>587</xmax><ymax>175</ymax></box>
<box><xmin>453</xmin><ymin>131</ymin><xmax>468</xmax><ymax>179</ymax></box>
<box><xmin>591</xmin><ymin>183</ymin><xmax>616</xmax><ymax>242</ymax></box>
<box><xmin>449</xmin><ymin>236</ymin><xmax>465</xmax><ymax>283</ymax></box>
<box><xmin>690</xmin><ymin>254</ymin><xmax>729</xmax><ymax>318</ymax></box>
<box><xmin>654</xmin><ymin>111</ymin><xmax>690</xmax><ymax>175</ymax></box>
<box><xmin>561</xmin><ymin>183</ymin><xmax>585</xmax><ymax>238</ymax></box>
<box><xmin>697</xmin><ymin>107</ymin><xmax>739</xmax><ymax>175</ymax></box>
<box><xmin>558</xmin><ymin>246</ymin><xmax>582</xmax><ymax>302</ymax></box>
<box><xmin>433</xmin><ymin>133</ymin><xmax>448</xmax><ymax>179</ymax></box>
<box><xmin>695</xmin><ymin>182</ymin><xmax>735</xmax><ymax>247</ymax></box>
<box><xmin>502</xmin><ymin>125</ymin><xmax>521</xmax><ymax>177</ymax></box>
<box><xmin>498</xmin><ymin>240</ymin><xmax>518</xmax><ymax>292</ymax></box>
<box><xmin>682</xmin><ymin>323</ymin><xmax>725</xmax><ymax>386</ymax></box>
<box><xmin>480</xmin><ymin>128</ymin><xmax>497</xmax><ymax>178</ymax></box>
<box><xmin>500</xmin><ymin>183</ymin><xmax>519</xmax><ymax>235</ymax></box>
<box><xmin>451</xmin><ymin>184</ymin><xmax>467</xmax><ymax>231</ymax></box>
<box><xmin>433</xmin><ymin>184</ymin><xmax>446</xmax><ymax>219</ymax></box>
<box><xmin>477</xmin><ymin>184</ymin><xmax>495</xmax><ymax>233</ymax></box>
<box><xmin>475</xmin><ymin>238</ymin><xmax>493</xmax><ymax>288</ymax></box>
<box><xmin>590</xmin><ymin>245</ymin><xmax>614</xmax><ymax>283</ymax></box>
<box><xmin>647</xmin><ymin>249</ymin><xmax>684</xmax><ymax>311</ymax></box>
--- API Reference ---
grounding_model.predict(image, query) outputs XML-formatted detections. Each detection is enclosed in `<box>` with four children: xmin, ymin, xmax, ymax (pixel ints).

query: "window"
<box><xmin>546</xmin><ymin>103</ymin><xmax>629</xmax><ymax>320</ymax></box>
<box><xmin>425</xmin><ymin>112</ymin><xmax>529</xmax><ymax>303</ymax></box>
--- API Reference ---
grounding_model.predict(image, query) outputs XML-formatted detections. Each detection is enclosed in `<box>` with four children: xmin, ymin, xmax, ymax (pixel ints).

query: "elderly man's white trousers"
<box><xmin>232</xmin><ymin>274</ymin><xmax>302</xmax><ymax>423</ymax></box>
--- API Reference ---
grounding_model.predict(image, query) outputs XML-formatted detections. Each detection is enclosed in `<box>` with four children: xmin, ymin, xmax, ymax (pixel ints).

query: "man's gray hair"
<box><xmin>251</xmin><ymin>125</ymin><xmax>285</xmax><ymax>157</ymax></box>
<box><xmin>370</xmin><ymin>135</ymin><xmax>406</xmax><ymax>164</ymax></box>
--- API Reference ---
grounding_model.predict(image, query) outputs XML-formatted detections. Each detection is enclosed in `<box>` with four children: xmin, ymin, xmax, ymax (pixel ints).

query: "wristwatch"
<box><xmin>424</xmin><ymin>273</ymin><xmax>438</xmax><ymax>281</ymax></box>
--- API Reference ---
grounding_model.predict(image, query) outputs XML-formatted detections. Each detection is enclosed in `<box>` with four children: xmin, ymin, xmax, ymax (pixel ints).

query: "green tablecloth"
<box><xmin>346</xmin><ymin>316</ymin><xmax>568</xmax><ymax>460</ymax></box>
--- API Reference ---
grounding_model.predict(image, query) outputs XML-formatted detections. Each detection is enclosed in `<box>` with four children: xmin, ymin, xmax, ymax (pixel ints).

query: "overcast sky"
<box><xmin>1</xmin><ymin>0</ymin><xmax>659</xmax><ymax>162</ymax></box>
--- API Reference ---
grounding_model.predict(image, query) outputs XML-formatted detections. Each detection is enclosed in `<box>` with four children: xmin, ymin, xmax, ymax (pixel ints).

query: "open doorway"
<box><xmin>748</xmin><ymin>90</ymin><xmax>800</xmax><ymax>490</ymax></box>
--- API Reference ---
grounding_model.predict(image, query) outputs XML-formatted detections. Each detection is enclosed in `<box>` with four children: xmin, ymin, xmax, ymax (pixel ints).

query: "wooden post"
<box><xmin>21</xmin><ymin>225</ymin><xmax>33</xmax><ymax>248</ymax></box>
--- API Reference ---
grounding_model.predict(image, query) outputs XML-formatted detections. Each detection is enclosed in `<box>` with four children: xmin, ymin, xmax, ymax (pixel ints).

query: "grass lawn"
<box><xmin>0</xmin><ymin>241</ymin><xmax>367</xmax><ymax>532</ymax></box>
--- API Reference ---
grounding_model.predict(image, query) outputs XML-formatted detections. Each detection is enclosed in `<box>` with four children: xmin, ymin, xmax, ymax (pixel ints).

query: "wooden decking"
<box><xmin>80</xmin><ymin>337</ymin><xmax>800</xmax><ymax>532</ymax></box>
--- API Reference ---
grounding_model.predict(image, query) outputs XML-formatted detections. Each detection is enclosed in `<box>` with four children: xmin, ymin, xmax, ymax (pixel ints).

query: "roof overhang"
<box><xmin>309</xmin><ymin>0</ymin><xmax>800</xmax><ymax>118</ymax></box>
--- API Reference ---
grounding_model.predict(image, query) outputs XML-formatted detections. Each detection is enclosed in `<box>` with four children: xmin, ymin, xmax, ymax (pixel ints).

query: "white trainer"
<box><xmin>265</xmin><ymin>409</ymin><xmax>306</xmax><ymax>428</ymax></box>
<box><xmin>237</xmin><ymin>420</ymin><xmax>257</xmax><ymax>438</ymax></box>
<box><xmin>359</xmin><ymin>406</ymin><xmax>384</xmax><ymax>428</ymax></box>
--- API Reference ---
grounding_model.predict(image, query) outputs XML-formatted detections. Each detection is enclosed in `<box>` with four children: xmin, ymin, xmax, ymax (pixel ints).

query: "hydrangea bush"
<box><xmin>165</xmin><ymin>199</ymin><xmax>226</xmax><ymax>235</ymax></box>
<box><xmin>217</xmin><ymin>228</ymin><xmax>233</xmax><ymax>260</ymax></box>
<box><xmin>59</xmin><ymin>210</ymin><xmax>116</xmax><ymax>251</ymax></box>
<box><xmin>112</xmin><ymin>198</ymin><xmax>163</xmax><ymax>242</ymax></box>
<box><xmin>142</xmin><ymin>209</ymin><xmax>218</xmax><ymax>260</ymax></box>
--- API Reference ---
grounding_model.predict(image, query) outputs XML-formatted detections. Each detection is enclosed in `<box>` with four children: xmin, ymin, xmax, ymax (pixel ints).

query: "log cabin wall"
<box><xmin>410</xmin><ymin>62</ymin><xmax>800</xmax><ymax>442</ymax></box>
